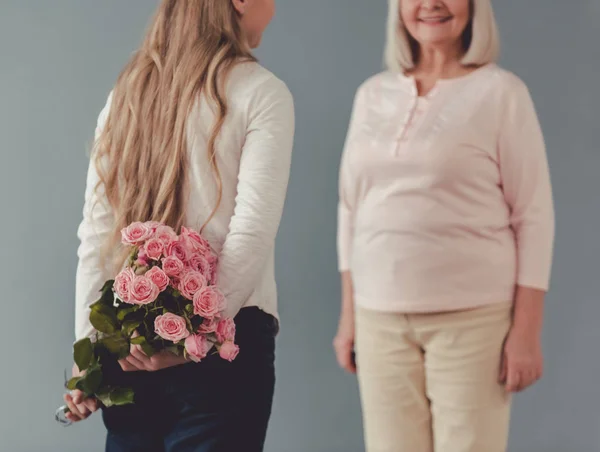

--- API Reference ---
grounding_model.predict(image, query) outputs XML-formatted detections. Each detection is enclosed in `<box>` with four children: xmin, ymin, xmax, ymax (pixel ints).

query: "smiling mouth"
<box><xmin>419</xmin><ymin>16</ymin><xmax>453</xmax><ymax>24</ymax></box>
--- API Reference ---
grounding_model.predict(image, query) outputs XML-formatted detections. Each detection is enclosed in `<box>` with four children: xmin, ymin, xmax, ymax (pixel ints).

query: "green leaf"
<box><xmin>80</xmin><ymin>367</ymin><xmax>103</xmax><ymax>395</ymax></box>
<box><xmin>185</xmin><ymin>304</ymin><xmax>194</xmax><ymax>315</ymax></box>
<box><xmin>117</xmin><ymin>306</ymin><xmax>137</xmax><ymax>321</ymax></box>
<box><xmin>66</xmin><ymin>377</ymin><xmax>82</xmax><ymax>391</ymax></box>
<box><xmin>130</xmin><ymin>335</ymin><xmax>155</xmax><ymax>357</ymax></box>
<box><xmin>95</xmin><ymin>390</ymin><xmax>113</xmax><ymax>407</ymax></box>
<box><xmin>110</xmin><ymin>387</ymin><xmax>135</xmax><ymax>406</ymax></box>
<box><xmin>75</xmin><ymin>378</ymin><xmax>87</xmax><ymax>392</ymax></box>
<box><xmin>73</xmin><ymin>338</ymin><xmax>93</xmax><ymax>372</ymax></box>
<box><xmin>100</xmin><ymin>279</ymin><xmax>115</xmax><ymax>293</ymax></box>
<box><xmin>122</xmin><ymin>320</ymin><xmax>141</xmax><ymax>336</ymax></box>
<box><xmin>185</xmin><ymin>317</ymin><xmax>195</xmax><ymax>334</ymax></box>
<box><xmin>100</xmin><ymin>334</ymin><xmax>130</xmax><ymax>359</ymax></box>
<box><xmin>130</xmin><ymin>336</ymin><xmax>145</xmax><ymax>345</ymax></box>
<box><xmin>96</xmin><ymin>280</ymin><xmax>116</xmax><ymax>306</ymax></box>
<box><xmin>90</xmin><ymin>303</ymin><xmax>118</xmax><ymax>334</ymax></box>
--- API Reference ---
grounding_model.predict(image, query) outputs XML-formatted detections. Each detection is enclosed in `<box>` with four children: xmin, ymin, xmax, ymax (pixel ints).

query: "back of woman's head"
<box><xmin>95</xmin><ymin>0</ymin><xmax>255</xmax><ymax>269</ymax></box>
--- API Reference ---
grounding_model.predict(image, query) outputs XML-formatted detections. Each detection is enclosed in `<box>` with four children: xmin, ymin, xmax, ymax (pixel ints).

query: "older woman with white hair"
<box><xmin>333</xmin><ymin>0</ymin><xmax>555</xmax><ymax>451</ymax></box>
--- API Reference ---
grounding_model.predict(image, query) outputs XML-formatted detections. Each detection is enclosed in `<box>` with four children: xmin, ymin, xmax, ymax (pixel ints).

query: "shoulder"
<box><xmin>487</xmin><ymin>66</ymin><xmax>540</xmax><ymax>128</ymax></box>
<box><xmin>227</xmin><ymin>61</ymin><xmax>293</xmax><ymax>107</ymax></box>
<box><xmin>488</xmin><ymin>65</ymin><xmax>532</xmax><ymax>99</ymax></box>
<box><xmin>354</xmin><ymin>71</ymin><xmax>399</xmax><ymax>99</ymax></box>
<box><xmin>94</xmin><ymin>90</ymin><xmax>114</xmax><ymax>139</ymax></box>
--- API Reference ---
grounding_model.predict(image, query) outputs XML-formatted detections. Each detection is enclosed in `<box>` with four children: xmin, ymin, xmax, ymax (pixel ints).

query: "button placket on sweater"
<box><xmin>394</xmin><ymin>82</ymin><xmax>430</xmax><ymax>157</ymax></box>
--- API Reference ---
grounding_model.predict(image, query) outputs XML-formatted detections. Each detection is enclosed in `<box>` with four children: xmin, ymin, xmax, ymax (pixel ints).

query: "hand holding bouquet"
<box><xmin>58</xmin><ymin>222</ymin><xmax>238</xmax><ymax>421</ymax></box>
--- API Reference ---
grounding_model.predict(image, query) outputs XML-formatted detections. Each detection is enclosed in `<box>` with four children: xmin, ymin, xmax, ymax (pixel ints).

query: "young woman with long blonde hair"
<box><xmin>63</xmin><ymin>1</ymin><xmax>294</xmax><ymax>450</ymax></box>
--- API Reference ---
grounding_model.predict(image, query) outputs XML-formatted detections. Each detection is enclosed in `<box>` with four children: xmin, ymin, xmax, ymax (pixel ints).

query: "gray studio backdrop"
<box><xmin>1</xmin><ymin>1</ymin><xmax>599</xmax><ymax>451</ymax></box>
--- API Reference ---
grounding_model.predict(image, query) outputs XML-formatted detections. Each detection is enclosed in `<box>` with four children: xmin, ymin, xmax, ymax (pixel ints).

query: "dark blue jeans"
<box><xmin>103</xmin><ymin>307</ymin><xmax>278</xmax><ymax>452</ymax></box>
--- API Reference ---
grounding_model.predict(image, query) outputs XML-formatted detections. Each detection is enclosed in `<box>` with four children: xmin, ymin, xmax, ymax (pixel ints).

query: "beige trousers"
<box><xmin>355</xmin><ymin>302</ymin><xmax>513</xmax><ymax>452</ymax></box>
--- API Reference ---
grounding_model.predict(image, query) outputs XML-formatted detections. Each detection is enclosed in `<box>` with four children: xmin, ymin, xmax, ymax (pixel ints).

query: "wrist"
<box><xmin>510</xmin><ymin>319</ymin><xmax>542</xmax><ymax>338</ymax></box>
<box><xmin>511</xmin><ymin>286</ymin><xmax>545</xmax><ymax>332</ymax></box>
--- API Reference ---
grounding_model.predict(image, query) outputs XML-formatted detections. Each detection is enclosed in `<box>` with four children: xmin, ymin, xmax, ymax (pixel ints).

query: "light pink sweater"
<box><xmin>337</xmin><ymin>64</ymin><xmax>555</xmax><ymax>312</ymax></box>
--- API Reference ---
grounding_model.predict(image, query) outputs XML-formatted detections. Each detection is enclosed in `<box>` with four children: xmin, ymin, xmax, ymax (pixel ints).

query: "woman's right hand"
<box><xmin>334</xmin><ymin>272</ymin><xmax>357</xmax><ymax>374</ymax></box>
<box><xmin>64</xmin><ymin>364</ymin><xmax>100</xmax><ymax>423</ymax></box>
<box><xmin>333</xmin><ymin>314</ymin><xmax>356</xmax><ymax>374</ymax></box>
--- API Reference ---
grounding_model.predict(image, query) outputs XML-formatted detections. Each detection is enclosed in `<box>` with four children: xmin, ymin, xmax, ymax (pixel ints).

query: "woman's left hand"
<box><xmin>499</xmin><ymin>324</ymin><xmax>544</xmax><ymax>393</ymax></box>
<box><xmin>119</xmin><ymin>342</ymin><xmax>188</xmax><ymax>372</ymax></box>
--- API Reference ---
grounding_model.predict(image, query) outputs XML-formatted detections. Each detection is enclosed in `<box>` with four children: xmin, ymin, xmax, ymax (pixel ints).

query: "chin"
<box><xmin>416</xmin><ymin>33</ymin><xmax>458</xmax><ymax>47</ymax></box>
<box><xmin>249</xmin><ymin>36</ymin><xmax>263</xmax><ymax>50</ymax></box>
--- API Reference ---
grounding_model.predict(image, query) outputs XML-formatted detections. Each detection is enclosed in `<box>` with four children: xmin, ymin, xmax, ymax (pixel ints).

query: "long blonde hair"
<box><xmin>94</xmin><ymin>0</ymin><xmax>255</xmax><ymax>269</ymax></box>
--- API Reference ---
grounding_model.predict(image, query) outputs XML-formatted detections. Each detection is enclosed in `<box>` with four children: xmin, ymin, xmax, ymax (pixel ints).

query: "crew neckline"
<box><xmin>399</xmin><ymin>63</ymin><xmax>495</xmax><ymax>97</ymax></box>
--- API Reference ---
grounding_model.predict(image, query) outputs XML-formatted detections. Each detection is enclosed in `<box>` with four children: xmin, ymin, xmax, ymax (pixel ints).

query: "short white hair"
<box><xmin>384</xmin><ymin>0</ymin><xmax>500</xmax><ymax>72</ymax></box>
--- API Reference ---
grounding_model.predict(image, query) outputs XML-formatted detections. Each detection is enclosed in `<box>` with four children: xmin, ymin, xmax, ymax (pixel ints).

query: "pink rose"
<box><xmin>170</xmin><ymin>277</ymin><xmax>181</xmax><ymax>289</ymax></box>
<box><xmin>198</xmin><ymin>317</ymin><xmax>219</xmax><ymax>334</ymax></box>
<box><xmin>154</xmin><ymin>313</ymin><xmax>190</xmax><ymax>343</ymax></box>
<box><xmin>130</xmin><ymin>275</ymin><xmax>160</xmax><ymax>305</ymax></box>
<box><xmin>136</xmin><ymin>249</ymin><xmax>150</xmax><ymax>267</ymax></box>
<box><xmin>121</xmin><ymin>222</ymin><xmax>153</xmax><ymax>245</ymax></box>
<box><xmin>145</xmin><ymin>266</ymin><xmax>169</xmax><ymax>292</ymax></box>
<box><xmin>215</xmin><ymin>288</ymin><xmax>226</xmax><ymax>311</ymax></box>
<box><xmin>178</xmin><ymin>271</ymin><xmax>207</xmax><ymax>300</ymax></box>
<box><xmin>155</xmin><ymin>225</ymin><xmax>178</xmax><ymax>246</ymax></box>
<box><xmin>207</xmin><ymin>253</ymin><xmax>218</xmax><ymax>284</ymax></box>
<box><xmin>188</xmin><ymin>253</ymin><xmax>210</xmax><ymax>279</ymax></box>
<box><xmin>135</xmin><ymin>257</ymin><xmax>150</xmax><ymax>268</ymax></box>
<box><xmin>167</xmin><ymin>239</ymin><xmax>188</xmax><ymax>262</ymax></box>
<box><xmin>145</xmin><ymin>221</ymin><xmax>161</xmax><ymax>232</ymax></box>
<box><xmin>215</xmin><ymin>318</ymin><xmax>236</xmax><ymax>343</ymax></box>
<box><xmin>144</xmin><ymin>238</ymin><xmax>164</xmax><ymax>261</ymax></box>
<box><xmin>209</xmin><ymin>267</ymin><xmax>218</xmax><ymax>285</ymax></box>
<box><xmin>181</xmin><ymin>226</ymin><xmax>211</xmax><ymax>254</ymax></box>
<box><xmin>114</xmin><ymin>268</ymin><xmax>135</xmax><ymax>303</ymax></box>
<box><xmin>193</xmin><ymin>286</ymin><xmax>225</xmax><ymax>319</ymax></box>
<box><xmin>219</xmin><ymin>341</ymin><xmax>239</xmax><ymax>362</ymax></box>
<box><xmin>162</xmin><ymin>256</ymin><xmax>185</xmax><ymax>278</ymax></box>
<box><xmin>184</xmin><ymin>334</ymin><xmax>212</xmax><ymax>363</ymax></box>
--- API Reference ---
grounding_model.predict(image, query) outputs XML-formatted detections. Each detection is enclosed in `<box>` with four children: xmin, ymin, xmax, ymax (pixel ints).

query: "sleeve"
<box><xmin>498</xmin><ymin>79</ymin><xmax>555</xmax><ymax>291</ymax></box>
<box><xmin>337</xmin><ymin>86</ymin><xmax>366</xmax><ymax>272</ymax></box>
<box><xmin>216</xmin><ymin>77</ymin><xmax>295</xmax><ymax>319</ymax></box>
<box><xmin>74</xmin><ymin>93</ymin><xmax>114</xmax><ymax>340</ymax></box>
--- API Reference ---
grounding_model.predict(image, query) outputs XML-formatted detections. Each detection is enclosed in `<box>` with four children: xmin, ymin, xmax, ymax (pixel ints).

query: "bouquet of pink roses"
<box><xmin>65</xmin><ymin>221</ymin><xmax>238</xmax><ymax>409</ymax></box>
